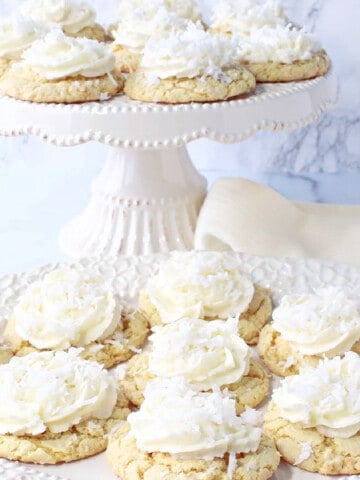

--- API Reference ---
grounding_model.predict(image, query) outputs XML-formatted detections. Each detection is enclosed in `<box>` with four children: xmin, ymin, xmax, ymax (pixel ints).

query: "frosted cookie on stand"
<box><xmin>257</xmin><ymin>287</ymin><xmax>360</xmax><ymax>376</ymax></box>
<box><xmin>209</xmin><ymin>0</ymin><xmax>290</xmax><ymax>37</ymax></box>
<box><xmin>0</xmin><ymin>18</ymin><xmax>44</xmax><ymax>77</ymax></box>
<box><xmin>234</xmin><ymin>24</ymin><xmax>330</xmax><ymax>82</ymax></box>
<box><xmin>120</xmin><ymin>317</ymin><xmax>270</xmax><ymax>412</ymax></box>
<box><xmin>107</xmin><ymin>377</ymin><xmax>280</xmax><ymax>480</ymax></box>
<box><xmin>264</xmin><ymin>353</ymin><xmax>360</xmax><ymax>475</ymax></box>
<box><xmin>18</xmin><ymin>0</ymin><xmax>105</xmax><ymax>41</ymax></box>
<box><xmin>0</xmin><ymin>349</ymin><xmax>130</xmax><ymax>464</ymax></box>
<box><xmin>110</xmin><ymin>6</ymin><xmax>192</xmax><ymax>74</ymax></box>
<box><xmin>124</xmin><ymin>26</ymin><xmax>256</xmax><ymax>103</ymax></box>
<box><xmin>2</xmin><ymin>266</ymin><xmax>149</xmax><ymax>368</ymax></box>
<box><xmin>138</xmin><ymin>251</ymin><xmax>272</xmax><ymax>344</ymax></box>
<box><xmin>0</xmin><ymin>30</ymin><xmax>124</xmax><ymax>103</ymax></box>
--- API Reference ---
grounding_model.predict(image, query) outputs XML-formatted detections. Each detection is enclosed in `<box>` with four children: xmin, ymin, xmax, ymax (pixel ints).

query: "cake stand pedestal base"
<box><xmin>59</xmin><ymin>146</ymin><xmax>207</xmax><ymax>257</ymax></box>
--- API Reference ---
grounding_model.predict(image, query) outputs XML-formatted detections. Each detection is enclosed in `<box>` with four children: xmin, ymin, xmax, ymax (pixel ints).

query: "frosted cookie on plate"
<box><xmin>264</xmin><ymin>352</ymin><xmax>360</xmax><ymax>475</ymax></box>
<box><xmin>124</xmin><ymin>25</ymin><xmax>256</xmax><ymax>103</ymax></box>
<box><xmin>257</xmin><ymin>287</ymin><xmax>360</xmax><ymax>376</ymax></box>
<box><xmin>0</xmin><ymin>30</ymin><xmax>124</xmax><ymax>103</ymax></box>
<box><xmin>3</xmin><ymin>266</ymin><xmax>149</xmax><ymax>368</ymax></box>
<box><xmin>110</xmin><ymin>6</ymin><xmax>191</xmax><ymax>74</ymax></box>
<box><xmin>0</xmin><ymin>18</ymin><xmax>44</xmax><ymax>78</ymax></box>
<box><xmin>235</xmin><ymin>24</ymin><xmax>330</xmax><ymax>82</ymax></box>
<box><xmin>139</xmin><ymin>251</ymin><xmax>271</xmax><ymax>344</ymax></box>
<box><xmin>107</xmin><ymin>377</ymin><xmax>280</xmax><ymax>480</ymax></box>
<box><xmin>18</xmin><ymin>0</ymin><xmax>105</xmax><ymax>41</ymax></box>
<box><xmin>0</xmin><ymin>349</ymin><xmax>130</xmax><ymax>464</ymax></box>
<box><xmin>209</xmin><ymin>0</ymin><xmax>289</xmax><ymax>37</ymax></box>
<box><xmin>121</xmin><ymin>317</ymin><xmax>269</xmax><ymax>412</ymax></box>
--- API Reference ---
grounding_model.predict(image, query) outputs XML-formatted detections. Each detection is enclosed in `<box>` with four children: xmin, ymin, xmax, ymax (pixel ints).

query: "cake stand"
<box><xmin>0</xmin><ymin>70</ymin><xmax>338</xmax><ymax>257</ymax></box>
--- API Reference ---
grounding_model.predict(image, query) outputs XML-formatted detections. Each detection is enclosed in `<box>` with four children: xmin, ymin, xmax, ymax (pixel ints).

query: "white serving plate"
<box><xmin>0</xmin><ymin>252</ymin><xmax>359</xmax><ymax>480</ymax></box>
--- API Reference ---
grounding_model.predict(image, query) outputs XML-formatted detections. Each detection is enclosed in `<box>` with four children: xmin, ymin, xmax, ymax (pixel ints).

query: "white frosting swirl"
<box><xmin>19</xmin><ymin>0</ymin><xmax>96</xmax><ymax>35</ymax></box>
<box><xmin>211</xmin><ymin>0</ymin><xmax>288</xmax><ymax>36</ymax></box>
<box><xmin>128</xmin><ymin>377</ymin><xmax>261</xmax><ymax>459</ymax></box>
<box><xmin>272</xmin><ymin>353</ymin><xmax>360</xmax><ymax>439</ymax></box>
<box><xmin>140</xmin><ymin>24</ymin><xmax>239</xmax><ymax>80</ymax></box>
<box><xmin>12</xmin><ymin>266</ymin><xmax>121</xmax><ymax>349</ymax></box>
<box><xmin>0</xmin><ymin>18</ymin><xmax>44</xmax><ymax>60</ymax></box>
<box><xmin>145</xmin><ymin>251</ymin><xmax>254</xmax><ymax>322</ymax></box>
<box><xmin>237</xmin><ymin>25</ymin><xmax>323</xmax><ymax>64</ymax></box>
<box><xmin>117</xmin><ymin>0</ymin><xmax>202</xmax><ymax>23</ymax></box>
<box><xmin>0</xmin><ymin>349</ymin><xmax>117</xmax><ymax>435</ymax></box>
<box><xmin>272</xmin><ymin>288</ymin><xmax>360</xmax><ymax>356</ymax></box>
<box><xmin>22</xmin><ymin>30</ymin><xmax>115</xmax><ymax>79</ymax></box>
<box><xmin>148</xmin><ymin>317</ymin><xmax>251</xmax><ymax>389</ymax></box>
<box><xmin>112</xmin><ymin>6</ymin><xmax>190</xmax><ymax>54</ymax></box>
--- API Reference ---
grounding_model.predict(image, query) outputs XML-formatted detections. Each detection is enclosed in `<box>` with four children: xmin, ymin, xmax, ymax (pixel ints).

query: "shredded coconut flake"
<box><xmin>227</xmin><ymin>451</ymin><xmax>237</xmax><ymax>479</ymax></box>
<box><xmin>294</xmin><ymin>442</ymin><xmax>313</xmax><ymax>465</ymax></box>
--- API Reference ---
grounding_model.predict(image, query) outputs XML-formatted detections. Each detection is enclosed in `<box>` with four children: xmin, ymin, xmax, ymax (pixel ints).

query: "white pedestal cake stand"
<box><xmin>0</xmin><ymin>70</ymin><xmax>338</xmax><ymax>257</ymax></box>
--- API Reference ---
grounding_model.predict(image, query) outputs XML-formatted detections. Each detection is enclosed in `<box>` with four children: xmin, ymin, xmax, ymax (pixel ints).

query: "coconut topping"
<box><xmin>237</xmin><ymin>24</ymin><xmax>324</xmax><ymax>64</ymax></box>
<box><xmin>118</xmin><ymin>0</ymin><xmax>202</xmax><ymax>23</ymax></box>
<box><xmin>112</xmin><ymin>6</ymin><xmax>190</xmax><ymax>54</ymax></box>
<box><xmin>0</xmin><ymin>349</ymin><xmax>117</xmax><ymax>435</ymax></box>
<box><xmin>12</xmin><ymin>265</ymin><xmax>121</xmax><ymax>349</ymax></box>
<box><xmin>144</xmin><ymin>251</ymin><xmax>254</xmax><ymax>322</ymax></box>
<box><xmin>21</xmin><ymin>30</ymin><xmax>115</xmax><ymax>79</ymax></box>
<box><xmin>128</xmin><ymin>377</ymin><xmax>262</xmax><ymax>459</ymax></box>
<box><xmin>273</xmin><ymin>353</ymin><xmax>360</xmax><ymax>439</ymax></box>
<box><xmin>272</xmin><ymin>287</ymin><xmax>360</xmax><ymax>356</ymax></box>
<box><xmin>210</xmin><ymin>0</ymin><xmax>288</xmax><ymax>36</ymax></box>
<box><xmin>19</xmin><ymin>0</ymin><xmax>96</xmax><ymax>35</ymax></box>
<box><xmin>0</xmin><ymin>17</ymin><xmax>44</xmax><ymax>60</ymax></box>
<box><xmin>148</xmin><ymin>317</ymin><xmax>251</xmax><ymax>389</ymax></box>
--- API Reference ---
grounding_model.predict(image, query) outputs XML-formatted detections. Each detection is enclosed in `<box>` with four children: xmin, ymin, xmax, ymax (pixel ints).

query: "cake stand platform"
<box><xmin>0</xmin><ymin>70</ymin><xmax>338</xmax><ymax>257</ymax></box>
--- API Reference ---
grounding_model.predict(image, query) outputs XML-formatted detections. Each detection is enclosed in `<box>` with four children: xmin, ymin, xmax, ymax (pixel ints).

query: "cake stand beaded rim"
<box><xmin>0</xmin><ymin>69</ymin><xmax>338</xmax><ymax>148</ymax></box>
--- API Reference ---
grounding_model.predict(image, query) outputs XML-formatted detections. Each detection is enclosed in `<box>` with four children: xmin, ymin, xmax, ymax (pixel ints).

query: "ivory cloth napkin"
<box><xmin>194</xmin><ymin>178</ymin><xmax>360</xmax><ymax>267</ymax></box>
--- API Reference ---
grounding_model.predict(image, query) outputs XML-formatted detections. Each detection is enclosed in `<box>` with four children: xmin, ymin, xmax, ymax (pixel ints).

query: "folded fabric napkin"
<box><xmin>194</xmin><ymin>178</ymin><xmax>360</xmax><ymax>266</ymax></box>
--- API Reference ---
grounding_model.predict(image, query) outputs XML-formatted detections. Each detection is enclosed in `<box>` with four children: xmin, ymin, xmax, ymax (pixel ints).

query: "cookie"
<box><xmin>107</xmin><ymin>422</ymin><xmax>279</xmax><ymax>480</ymax></box>
<box><xmin>4</xmin><ymin>311</ymin><xmax>149</xmax><ymax>369</ymax></box>
<box><xmin>124</xmin><ymin>65</ymin><xmax>255</xmax><ymax>103</ymax></box>
<box><xmin>0</xmin><ymin>392</ymin><xmax>130</xmax><ymax>464</ymax></box>
<box><xmin>258</xmin><ymin>323</ymin><xmax>360</xmax><ymax>376</ymax></box>
<box><xmin>0</xmin><ymin>350</ymin><xmax>130</xmax><ymax>464</ymax></box>
<box><xmin>240</xmin><ymin>51</ymin><xmax>330</xmax><ymax>82</ymax></box>
<box><xmin>0</xmin><ymin>31</ymin><xmax>124</xmax><ymax>103</ymax></box>
<box><xmin>140</xmin><ymin>284</ymin><xmax>272</xmax><ymax>345</ymax></box>
<box><xmin>0</xmin><ymin>65</ymin><xmax>124</xmax><ymax>103</ymax></box>
<box><xmin>120</xmin><ymin>351</ymin><xmax>269</xmax><ymax>413</ymax></box>
<box><xmin>264</xmin><ymin>401</ymin><xmax>360</xmax><ymax>475</ymax></box>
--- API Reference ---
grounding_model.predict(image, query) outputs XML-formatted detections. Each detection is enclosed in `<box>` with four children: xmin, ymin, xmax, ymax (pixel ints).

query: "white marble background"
<box><xmin>0</xmin><ymin>0</ymin><xmax>359</xmax><ymax>273</ymax></box>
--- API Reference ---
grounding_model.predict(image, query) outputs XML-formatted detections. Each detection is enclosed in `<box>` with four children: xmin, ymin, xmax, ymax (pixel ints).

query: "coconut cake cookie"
<box><xmin>0</xmin><ymin>18</ymin><xmax>44</xmax><ymax>77</ymax></box>
<box><xmin>0</xmin><ymin>349</ymin><xmax>130</xmax><ymax>464</ymax></box>
<box><xmin>264</xmin><ymin>352</ymin><xmax>360</xmax><ymax>475</ymax></box>
<box><xmin>257</xmin><ymin>287</ymin><xmax>360</xmax><ymax>376</ymax></box>
<box><xmin>235</xmin><ymin>24</ymin><xmax>330</xmax><ymax>82</ymax></box>
<box><xmin>111</xmin><ymin>6</ymin><xmax>192</xmax><ymax>74</ymax></box>
<box><xmin>109</xmin><ymin>0</ymin><xmax>203</xmax><ymax>40</ymax></box>
<box><xmin>2</xmin><ymin>266</ymin><xmax>148</xmax><ymax>368</ymax></box>
<box><xmin>121</xmin><ymin>317</ymin><xmax>269</xmax><ymax>412</ymax></box>
<box><xmin>209</xmin><ymin>0</ymin><xmax>289</xmax><ymax>37</ymax></box>
<box><xmin>139</xmin><ymin>251</ymin><xmax>272</xmax><ymax>344</ymax></box>
<box><xmin>124</xmin><ymin>25</ymin><xmax>256</xmax><ymax>104</ymax></box>
<box><xmin>0</xmin><ymin>30</ymin><xmax>124</xmax><ymax>103</ymax></box>
<box><xmin>107</xmin><ymin>377</ymin><xmax>280</xmax><ymax>480</ymax></box>
<box><xmin>18</xmin><ymin>0</ymin><xmax>105</xmax><ymax>41</ymax></box>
